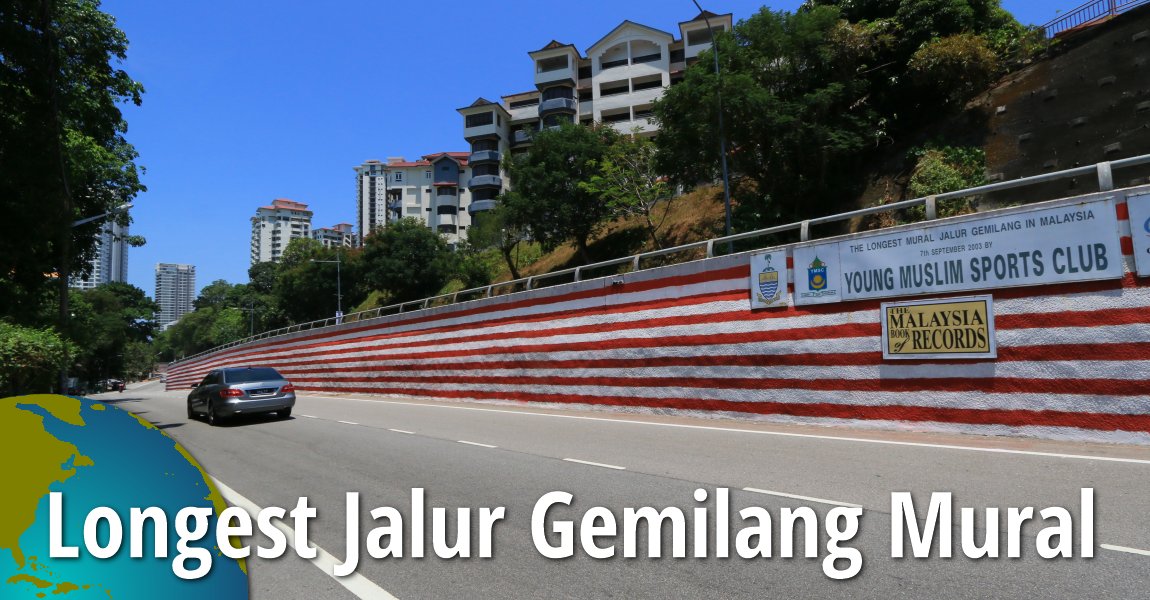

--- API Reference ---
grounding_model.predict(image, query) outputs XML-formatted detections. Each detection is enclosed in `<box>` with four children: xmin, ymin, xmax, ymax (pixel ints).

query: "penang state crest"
<box><xmin>749</xmin><ymin>250</ymin><xmax>788</xmax><ymax>309</ymax></box>
<box><xmin>758</xmin><ymin>255</ymin><xmax>780</xmax><ymax>302</ymax></box>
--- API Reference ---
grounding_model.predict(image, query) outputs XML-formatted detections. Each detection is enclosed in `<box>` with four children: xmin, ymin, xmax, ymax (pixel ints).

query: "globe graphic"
<box><xmin>0</xmin><ymin>395</ymin><xmax>248</xmax><ymax>599</ymax></box>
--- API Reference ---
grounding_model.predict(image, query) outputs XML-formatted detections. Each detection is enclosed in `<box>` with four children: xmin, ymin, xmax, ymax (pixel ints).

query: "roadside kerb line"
<box><xmin>743</xmin><ymin>487</ymin><xmax>862</xmax><ymax>509</ymax></box>
<box><xmin>210</xmin><ymin>477</ymin><xmax>398</xmax><ymax>600</ymax></box>
<box><xmin>1101</xmin><ymin>544</ymin><xmax>1150</xmax><ymax>557</ymax></box>
<box><xmin>563</xmin><ymin>458</ymin><xmax>626</xmax><ymax>470</ymax></box>
<box><xmin>319</xmin><ymin>396</ymin><xmax>1150</xmax><ymax>466</ymax></box>
<box><xmin>458</xmin><ymin>440</ymin><xmax>497</xmax><ymax>448</ymax></box>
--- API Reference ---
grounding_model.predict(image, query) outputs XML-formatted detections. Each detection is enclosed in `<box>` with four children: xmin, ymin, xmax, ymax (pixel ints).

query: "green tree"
<box><xmin>502</xmin><ymin>123</ymin><xmax>618</xmax><ymax>264</ymax></box>
<box><xmin>465</xmin><ymin>205</ymin><xmax>526</xmax><ymax>280</ymax></box>
<box><xmin>0</xmin><ymin>322</ymin><xmax>76</xmax><ymax>396</ymax></box>
<box><xmin>361</xmin><ymin>218</ymin><xmax>453</xmax><ymax>304</ymax></box>
<box><xmin>580</xmin><ymin>133</ymin><xmax>673</xmax><ymax>249</ymax></box>
<box><xmin>0</xmin><ymin>0</ymin><xmax>145</xmax><ymax>325</ymax></box>
<box><xmin>272</xmin><ymin>238</ymin><xmax>364</xmax><ymax>323</ymax></box>
<box><xmin>66</xmin><ymin>282</ymin><xmax>158</xmax><ymax>385</ymax></box>
<box><xmin>655</xmin><ymin>6</ymin><xmax>876</xmax><ymax>228</ymax></box>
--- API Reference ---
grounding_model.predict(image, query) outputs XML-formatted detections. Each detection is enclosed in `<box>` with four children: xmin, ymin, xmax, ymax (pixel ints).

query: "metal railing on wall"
<box><xmin>171</xmin><ymin>154</ymin><xmax>1150</xmax><ymax>366</ymax></box>
<box><xmin>1042</xmin><ymin>0</ymin><xmax>1149</xmax><ymax>38</ymax></box>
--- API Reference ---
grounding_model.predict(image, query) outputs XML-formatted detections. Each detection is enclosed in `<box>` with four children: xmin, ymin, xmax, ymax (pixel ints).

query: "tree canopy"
<box><xmin>654</xmin><ymin>0</ymin><xmax>1033</xmax><ymax>231</ymax></box>
<box><xmin>0</xmin><ymin>0</ymin><xmax>145</xmax><ymax>323</ymax></box>
<box><xmin>502</xmin><ymin>123</ymin><xmax>620</xmax><ymax>264</ymax></box>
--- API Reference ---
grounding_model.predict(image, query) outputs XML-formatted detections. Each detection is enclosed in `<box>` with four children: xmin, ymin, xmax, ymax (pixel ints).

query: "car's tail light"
<box><xmin>281</xmin><ymin>383</ymin><xmax>295</xmax><ymax>394</ymax></box>
<box><xmin>219</xmin><ymin>388</ymin><xmax>244</xmax><ymax>398</ymax></box>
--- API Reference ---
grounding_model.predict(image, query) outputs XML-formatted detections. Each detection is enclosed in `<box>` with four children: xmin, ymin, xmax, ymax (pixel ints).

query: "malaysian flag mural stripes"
<box><xmin>167</xmin><ymin>188</ymin><xmax>1150</xmax><ymax>444</ymax></box>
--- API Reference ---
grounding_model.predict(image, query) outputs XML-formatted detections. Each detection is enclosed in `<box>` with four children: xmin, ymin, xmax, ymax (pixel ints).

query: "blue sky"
<box><xmin>101</xmin><ymin>0</ymin><xmax>1062</xmax><ymax>296</ymax></box>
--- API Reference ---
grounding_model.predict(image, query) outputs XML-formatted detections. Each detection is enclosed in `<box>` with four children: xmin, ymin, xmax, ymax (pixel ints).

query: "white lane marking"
<box><xmin>210</xmin><ymin>478</ymin><xmax>398</xmax><ymax>600</ymax></box>
<box><xmin>321</xmin><ymin>396</ymin><xmax>1150</xmax><ymax>465</ymax></box>
<box><xmin>1102</xmin><ymin>544</ymin><xmax>1150</xmax><ymax>557</ymax></box>
<box><xmin>338</xmin><ymin>420</ymin><xmax>359</xmax><ymax>425</ymax></box>
<box><xmin>564</xmin><ymin>458</ymin><xmax>626</xmax><ymax>470</ymax></box>
<box><xmin>458</xmin><ymin>440</ymin><xmax>497</xmax><ymax>448</ymax></box>
<box><xmin>388</xmin><ymin>428</ymin><xmax>414</xmax><ymax>434</ymax></box>
<box><xmin>743</xmin><ymin>487</ymin><xmax>862</xmax><ymax>509</ymax></box>
<box><xmin>300</xmin><ymin>414</ymin><xmax>317</xmax><ymax>419</ymax></box>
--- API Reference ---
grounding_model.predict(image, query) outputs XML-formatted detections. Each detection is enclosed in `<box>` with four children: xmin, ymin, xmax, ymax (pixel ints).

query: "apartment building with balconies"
<box><xmin>250</xmin><ymin>198</ymin><xmax>313</xmax><ymax>265</ymax></box>
<box><xmin>313</xmin><ymin>222</ymin><xmax>355</xmax><ymax>249</ymax></box>
<box><xmin>458</xmin><ymin>10</ymin><xmax>732</xmax><ymax>219</ymax></box>
<box><xmin>354</xmin><ymin>153</ymin><xmax>474</xmax><ymax>245</ymax></box>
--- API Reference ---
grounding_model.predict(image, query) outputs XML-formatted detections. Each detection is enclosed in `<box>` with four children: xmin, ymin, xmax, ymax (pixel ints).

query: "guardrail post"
<box><xmin>706</xmin><ymin>240</ymin><xmax>715</xmax><ymax>258</ymax></box>
<box><xmin>800</xmin><ymin>220</ymin><xmax>811</xmax><ymax>242</ymax></box>
<box><xmin>574</xmin><ymin>267</ymin><xmax>582</xmax><ymax>282</ymax></box>
<box><xmin>631</xmin><ymin>255</ymin><xmax>640</xmax><ymax>271</ymax></box>
<box><xmin>1096</xmin><ymin>161</ymin><xmax>1114</xmax><ymax>192</ymax></box>
<box><xmin>925</xmin><ymin>195</ymin><xmax>938</xmax><ymax>220</ymax></box>
<box><xmin>485</xmin><ymin>285</ymin><xmax>492</xmax><ymax>298</ymax></box>
<box><xmin>526</xmin><ymin>277</ymin><xmax>535</xmax><ymax>290</ymax></box>
<box><xmin>422</xmin><ymin>298</ymin><xmax>430</xmax><ymax>309</ymax></box>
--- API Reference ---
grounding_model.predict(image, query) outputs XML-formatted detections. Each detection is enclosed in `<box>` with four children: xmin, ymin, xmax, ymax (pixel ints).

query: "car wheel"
<box><xmin>207</xmin><ymin>401</ymin><xmax>220</xmax><ymax>426</ymax></box>
<box><xmin>278</xmin><ymin>407</ymin><xmax>292</xmax><ymax>419</ymax></box>
<box><xmin>187</xmin><ymin>402</ymin><xmax>195</xmax><ymax>420</ymax></box>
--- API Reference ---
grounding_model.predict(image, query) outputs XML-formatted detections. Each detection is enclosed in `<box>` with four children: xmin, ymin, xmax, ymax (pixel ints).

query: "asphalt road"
<box><xmin>94</xmin><ymin>380</ymin><xmax>1150</xmax><ymax>599</ymax></box>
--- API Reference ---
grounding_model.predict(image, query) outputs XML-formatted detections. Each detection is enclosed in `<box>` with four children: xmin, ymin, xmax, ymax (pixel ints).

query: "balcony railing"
<box><xmin>467</xmin><ymin>175</ymin><xmax>502</xmax><ymax>189</ymax></box>
<box><xmin>539</xmin><ymin>97</ymin><xmax>578</xmax><ymax>116</ymax></box>
<box><xmin>469</xmin><ymin>150</ymin><xmax>501</xmax><ymax>164</ymax></box>
<box><xmin>468</xmin><ymin>199</ymin><xmax>498</xmax><ymax>214</ymax></box>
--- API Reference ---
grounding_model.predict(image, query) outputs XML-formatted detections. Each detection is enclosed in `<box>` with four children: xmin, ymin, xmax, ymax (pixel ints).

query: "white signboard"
<box><xmin>792</xmin><ymin>246</ymin><xmax>843</xmax><ymax>305</ymax></box>
<box><xmin>793</xmin><ymin>197</ymin><xmax>1123</xmax><ymax>305</ymax></box>
<box><xmin>749</xmin><ymin>250</ymin><xmax>788</xmax><ymax>308</ymax></box>
<box><xmin>1128</xmin><ymin>193</ymin><xmax>1150</xmax><ymax>277</ymax></box>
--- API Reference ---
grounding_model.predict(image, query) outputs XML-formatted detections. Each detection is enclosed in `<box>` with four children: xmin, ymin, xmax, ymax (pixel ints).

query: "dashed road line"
<box><xmin>563</xmin><ymin>458</ymin><xmax>626</xmax><ymax>470</ymax></box>
<box><xmin>388</xmin><ymin>428</ymin><xmax>414</xmax><ymax>434</ymax></box>
<box><xmin>321</xmin><ymin>396</ymin><xmax>1150</xmax><ymax>466</ymax></box>
<box><xmin>1101</xmin><ymin>544</ymin><xmax>1150</xmax><ymax>557</ymax></box>
<box><xmin>458</xmin><ymin>440</ymin><xmax>497</xmax><ymax>448</ymax></box>
<box><xmin>743</xmin><ymin>487</ymin><xmax>862</xmax><ymax>509</ymax></box>
<box><xmin>210</xmin><ymin>478</ymin><xmax>397</xmax><ymax>600</ymax></box>
<box><xmin>338</xmin><ymin>420</ymin><xmax>359</xmax><ymax>425</ymax></box>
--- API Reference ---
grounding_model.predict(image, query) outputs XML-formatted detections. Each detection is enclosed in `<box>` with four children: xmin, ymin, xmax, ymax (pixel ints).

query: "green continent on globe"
<box><xmin>0</xmin><ymin>395</ymin><xmax>93</xmax><ymax>568</ymax></box>
<box><xmin>0</xmin><ymin>394</ymin><xmax>249</xmax><ymax>599</ymax></box>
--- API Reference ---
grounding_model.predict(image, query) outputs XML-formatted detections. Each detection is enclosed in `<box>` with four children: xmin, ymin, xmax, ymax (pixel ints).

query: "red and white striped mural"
<box><xmin>167</xmin><ymin>188</ymin><xmax>1150</xmax><ymax>444</ymax></box>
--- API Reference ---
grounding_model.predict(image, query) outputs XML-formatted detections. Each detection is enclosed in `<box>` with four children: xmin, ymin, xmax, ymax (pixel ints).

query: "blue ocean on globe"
<box><xmin>0</xmin><ymin>394</ymin><xmax>248</xmax><ymax>599</ymax></box>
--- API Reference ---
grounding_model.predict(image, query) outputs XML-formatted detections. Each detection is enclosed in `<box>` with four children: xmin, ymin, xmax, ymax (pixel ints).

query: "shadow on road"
<box><xmin>188</xmin><ymin>413</ymin><xmax>294</xmax><ymax>428</ymax></box>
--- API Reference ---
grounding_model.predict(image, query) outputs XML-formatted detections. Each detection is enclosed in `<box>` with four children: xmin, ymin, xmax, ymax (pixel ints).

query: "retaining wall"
<box><xmin>167</xmin><ymin>187</ymin><xmax>1150</xmax><ymax>444</ymax></box>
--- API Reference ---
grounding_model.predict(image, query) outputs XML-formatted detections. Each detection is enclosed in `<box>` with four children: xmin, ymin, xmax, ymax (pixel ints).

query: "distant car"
<box><xmin>186</xmin><ymin>366</ymin><xmax>295</xmax><ymax>426</ymax></box>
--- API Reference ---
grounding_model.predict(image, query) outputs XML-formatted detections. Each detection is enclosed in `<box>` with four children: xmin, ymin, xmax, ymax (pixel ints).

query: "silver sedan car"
<box><xmin>187</xmin><ymin>366</ymin><xmax>296</xmax><ymax>425</ymax></box>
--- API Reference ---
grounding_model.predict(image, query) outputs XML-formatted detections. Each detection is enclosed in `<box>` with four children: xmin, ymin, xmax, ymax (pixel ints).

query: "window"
<box><xmin>632</xmin><ymin>52</ymin><xmax>661</xmax><ymax>65</ymax></box>
<box><xmin>542</xmin><ymin>86</ymin><xmax>574</xmax><ymax>101</ymax></box>
<box><xmin>669</xmin><ymin>49</ymin><xmax>685</xmax><ymax>63</ymax></box>
<box><xmin>537</xmin><ymin>56</ymin><xmax>568</xmax><ymax>73</ymax></box>
<box><xmin>632</xmin><ymin>76</ymin><xmax>663</xmax><ymax>92</ymax></box>
<box><xmin>687</xmin><ymin>26</ymin><xmax>725</xmax><ymax>46</ymax></box>
<box><xmin>509</xmin><ymin>97</ymin><xmax>540</xmax><ymax>109</ymax></box>
<box><xmin>599</xmin><ymin>81</ymin><xmax>629</xmax><ymax>97</ymax></box>
<box><xmin>465</xmin><ymin>112</ymin><xmax>494</xmax><ymax>127</ymax></box>
<box><xmin>425</xmin><ymin>171</ymin><xmax>431</xmax><ymax>180</ymax></box>
<box><xmin>393</xmin><ymin>172</ymin><xmax>404</xmax><ymax>182</ymax></box>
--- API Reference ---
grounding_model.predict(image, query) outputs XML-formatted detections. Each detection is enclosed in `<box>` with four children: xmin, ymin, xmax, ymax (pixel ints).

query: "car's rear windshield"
<box><xmin>223</xmin><ymin>367</ymin><xmax>283</xmax><ymax>383</ymax></box>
